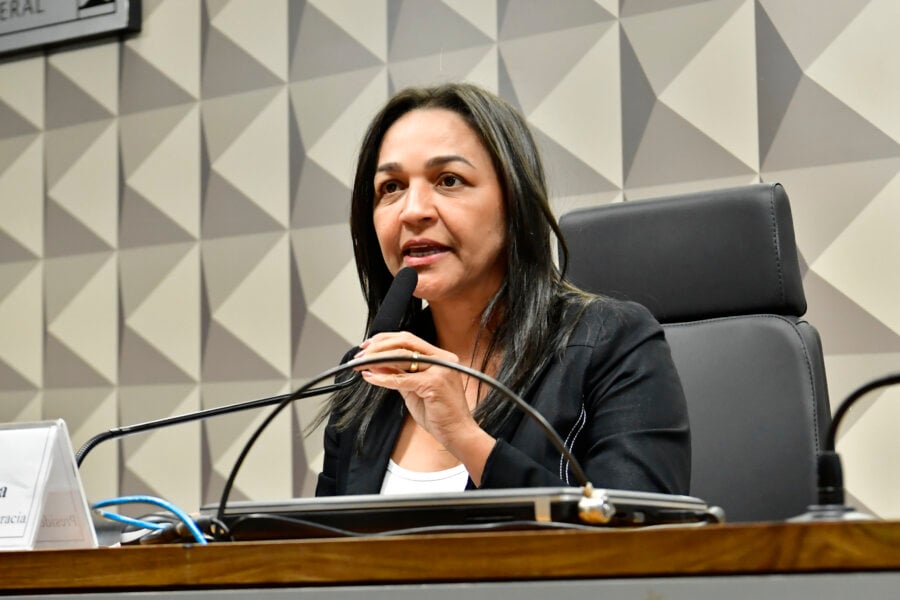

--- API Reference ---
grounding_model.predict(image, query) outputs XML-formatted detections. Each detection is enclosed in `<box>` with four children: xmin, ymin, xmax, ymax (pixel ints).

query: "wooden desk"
<box><xmin>2</xmin><ymin>520</ymin><xmax>900</xmax><ymax>598</ymax></box>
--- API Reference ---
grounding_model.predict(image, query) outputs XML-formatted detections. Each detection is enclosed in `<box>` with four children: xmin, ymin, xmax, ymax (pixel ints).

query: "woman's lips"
<box><xmin>402</xmin><ymin>242</ymin><xmax>449</xmax><ymax>265</ymax></box>
<box><xmin>405</xmin><ymin>245</ymin><xmax>446</xmax><ymax>257</ymax></box>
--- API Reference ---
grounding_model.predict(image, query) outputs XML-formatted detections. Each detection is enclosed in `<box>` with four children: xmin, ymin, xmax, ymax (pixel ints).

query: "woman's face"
<box><xmin>372</xmin><ymin>108</ymin><xmax>506</xmax><ymax>309</ymax></box>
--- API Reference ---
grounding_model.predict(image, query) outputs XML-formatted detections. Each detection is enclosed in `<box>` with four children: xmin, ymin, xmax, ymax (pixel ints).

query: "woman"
<box><xmin>315</xmin><ymin>83</ymin><xmax>690</xmax><ymax>497</ymax></box>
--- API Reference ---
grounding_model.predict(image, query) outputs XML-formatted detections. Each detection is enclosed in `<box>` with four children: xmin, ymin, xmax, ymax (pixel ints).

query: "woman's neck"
<box><xmin>429</xmin><ymin>299</ymin><xmax>497</xmax><ymax>370</ymax></box>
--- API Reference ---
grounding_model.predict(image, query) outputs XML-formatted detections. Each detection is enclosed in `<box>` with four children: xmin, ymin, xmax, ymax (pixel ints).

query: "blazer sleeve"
<box><xmin>479</xmin><ymin>301</ymin><xmax>691</xmax><ymax>495</ymax></box>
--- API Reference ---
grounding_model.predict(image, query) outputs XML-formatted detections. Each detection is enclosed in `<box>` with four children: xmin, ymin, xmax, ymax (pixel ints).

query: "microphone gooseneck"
<box><xmin>792</xmin><ymin>372</ymin><xmax>900</xmax><ymax>522</ymax></box>
<box><xmin>75</xmin><ymin>269</ymin><xmax>420</xmax><ymax>469</ymax></box>
<box><xmin>826</xmin><ymin>373</ymin><xmax>900</xmax><ymax>453</ymax></box>
<box><xmin>214</xmin><ymin>354</ymin><xmax>596</xmax><ymax>530</ymax></box>
<box><xmin>213</xmin><ymin>265</ymin><xmax>601</xmax><ymax>530</ymax></box>
<box><xmin>215</xmin><ymin>268</ymin><xmax>421</xmax><ymax>524</ymax></box>
<box><xmin>75</xmin><ymin>384</ymin><xmax>351</xmax><ymax>467</ymax></box>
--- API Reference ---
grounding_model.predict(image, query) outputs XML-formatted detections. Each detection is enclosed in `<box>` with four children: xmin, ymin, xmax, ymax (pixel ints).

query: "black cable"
<box><xmin>215</xmin><ymin>354</ymin><xmax>592</xmax><ymax>530</ymax></box>
<box><xmin>811</xmin><ymin>372</ymin><xmax>900</xmax><ymax>508</ymax></box>
<box><xmin>826</xmin><ymin>372</ymin><xmax>900</xmax><ymax>451</ymax></box>
<box><xmin>75</xmin><ymin>381</ymin><xmax>352</xmax><ymax>467</ymax></box>
<box><xmin>225</xmin><ymin>513</ymin><xmax>602</xmax><ymax>541</ymax></box>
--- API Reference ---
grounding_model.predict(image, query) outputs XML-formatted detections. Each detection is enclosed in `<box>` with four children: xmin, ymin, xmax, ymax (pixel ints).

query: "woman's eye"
<box><xmin>380</xmin><ymin>181</ymin><xmax>401</xmax><ymax>195</ymax></box>
<box><xmin>439</xmin><ymin>174</ymin><xmax>462</xmax><ymax>188</ymax></box>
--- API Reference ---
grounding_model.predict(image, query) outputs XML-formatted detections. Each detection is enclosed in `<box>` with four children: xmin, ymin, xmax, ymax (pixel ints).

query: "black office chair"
<box><xmin>559</xmin><ymin>183</ymin><xmax>830</xmax><ymax>522</ymax></box>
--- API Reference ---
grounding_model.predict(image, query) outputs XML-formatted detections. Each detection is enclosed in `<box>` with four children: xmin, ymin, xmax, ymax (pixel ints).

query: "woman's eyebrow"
<box><xmin>425</xmin><ymin>155</ymin><xmax>474</xmax><ymax>169</ymax></box>
<box><xmin>375</xmin><ymin>161</ymin><xmax>401</xmax><ymax>173</ymax></box>
<box><xmin>375</xmin><ymin>155</ymin><xmax>475</xmax><ymax>174</ymax></box>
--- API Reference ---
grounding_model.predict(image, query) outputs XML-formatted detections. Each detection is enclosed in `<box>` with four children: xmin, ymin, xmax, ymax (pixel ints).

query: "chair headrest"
<box><xmin>559</xmin><ymin>183</ymin><xmax>807</xmax><ymax>323</ymax></box>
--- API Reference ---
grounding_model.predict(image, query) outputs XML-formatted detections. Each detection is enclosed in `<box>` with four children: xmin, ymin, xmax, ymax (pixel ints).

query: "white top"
<box><xmin>380</xmin><ymin>459</ymin><xmax>470</xmax><ymax>495</ymax></box>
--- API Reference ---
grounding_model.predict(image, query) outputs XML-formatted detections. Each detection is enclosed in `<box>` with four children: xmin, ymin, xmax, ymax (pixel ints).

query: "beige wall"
<box><xmin>0</xmin><ymin>0</ymin><xmax>898</xmax><ymax>518</ymax></box>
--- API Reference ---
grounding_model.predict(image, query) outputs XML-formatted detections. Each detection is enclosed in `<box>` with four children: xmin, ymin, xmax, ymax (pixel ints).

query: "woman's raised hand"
<box><xmin>353</xmin><ymin>331</ymin><xmax>496</xmax><ymax>483</ymax></box>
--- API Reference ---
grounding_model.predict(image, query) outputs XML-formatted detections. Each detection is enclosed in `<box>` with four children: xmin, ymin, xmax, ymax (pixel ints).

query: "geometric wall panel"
<box><xmin>289</xmin><ymin>68</ymin><xmax>384</xmax><ymax>152</ymax></box>
<box><xmin>212</xmin><ymin>91</ymin><xmax>289</xmax><ymax>227</ymax></box>
<box><xmin>443</xmin><ymin>0</ymin><xmax>498</xmax><ymax>39</ymax></box>
<box><xmin>622</xmin><ymin>0</ymin><xmax>758</xmax><ymax>192</ymax></box>
<box><xmin>757</xmin><ymin>0</ymin><xmax>870</xmax><ymax>71</ymax></box>
<box><xmin>289</xmin><ymin>154</ymin><xmax>351</xmax><ymax>229</ymax></box>
<box><xmin>1</xmin><ymin>0</ymin><xmax>898</xmax><ymax>517</ymax></box>
<box><xmin>500</xmin><ymin>0</ymin><xmax>614</xmax><ymax>39</ymax></box>
<box><xmin>0</xmin><ymin>390</ymin><xmax>42</xmax><ymax>424</ymax></box>
<box><xmin>626</xmin><ymin>100</ymin><xmax>757</xmax><ymax>189</ymax></box>
<box><xmin>303</xmin><ymin>70</ymin><xmax>389</xmax><ymax>189</ymax></box>
<box><xmin>500</xmin><ymin>24</ymin><xmax>610</xmax><ymax>116</ymax></box>
<box><xmin>803</xmin><ymin>269</ymin><xmax>900</xmax><ymax>356</ymax></box>
<box><xmin>0</xmin><ymin>134</ymin><xmax>43</xmax><ymax>260</ymax></box>
<box><xmin>291</xmin><ymin>224</ymin><xmax>354</xmax><ymax>303</ymax></box>
<box><xmin>46</xmin><ymin>43</ymin><xmax>119</xmax><ymax>117</ymax></box>
<box><xmin>44</xmin><ymin>60</ymin><xmax>114</xmax><ymax>130</ymax></box>
<box><xmin>0</xmin><ymin>262</ymin><xmax>42</xmax><ymax>390</ymax></box>
<box><xmin>202</xmin><ymin>233</ymin><xmax>291</xmax><ymax>381</ymax></box>
<box><xmin>811</xmin><ymin>171</ymin><xmax>900</xmax><ymax>337</ymax></box>
<box><xmin>120</xmin><ymin>45</ymin><xmax>196</xmax><ymax>115</ymax></box>
<box><xmin>43</xmin><ymin>387</ymin><xmax>118</xmax><ymax>502</ymax></box>
<box><xmin>761</xmin><ymin>75</ymin><xmax>900</xmax><ymax>171</ymax></box>
<box><xmin>528</xmin><ymin>22</ymin><xmax>622</xmax><ymax>188</ymax></box>
<box><xmin>839</xmin><ymin>385</ymin><xmax>900</xmax><ymax>518</ymax></box>
<box><xmin>210</xmin><ymin>234</ymin><xmax>290</xmax><ymax>376</ymax></box>
<box><xmin>306</xmin><ymin>257</ymin><xmax>368</xmax><ymax>348</ymax></box>
<box><xmin>388</xmin><ymin>45</ymin><xmax>494</xmax><ymax>94</ymax></box>
<box><xmin>47</xmin><ymin>122</ymin><xmax>118</xmax><ymax>249</ymax></box>
<box><xmin>0</xmin><ymin>53</ymin><xmax>44</xmax><ymax>132</ymax></box>
<box><xmin>201</xmin><ymin>380</ymin><xmax>293</xmax><ymax>503</ymax></box>
<box><xmin>764</xmin><ymin>158</ymin><xmax>900</xmax><ymax>263</ymax></box>
<box><xmin>45</xmin><ymin>252</ymin><xmax>118</xmax><ymax>387</ymax></box>
<box><xmin>290</xmin><ymin>2</ymin><xmax>384</xmax><ymax>82</ymax></box>
<box><xmin>0</xmin><ymin>101</ymin><xmax>38</xmax><ymax>140</ymax></box>
<box><xmin>202</xmin><ymin>89</ymin><xmax>279</xmax><ymax>162</ymax></box>
<box><xmin>126</xmin><ymin>0</ymin><xmax>200</xmax><ymax>102</ymax></box>
<box><xmin>621</xmin><ymin>0</ymin><xmax>745</xmax><ymax>96</ymax></box>
<box><xmin>126</xmin><ymin>107</ymin><xmax>201</xmax><ymax>240</ymax></box>
<box><xmin>805</xmin><ymin>0</ymin><xmax>900</xmax><ymax>144</ymax></box>
<box><xmin>209</xmin><ymin>0</ymin><xmax>288</xmax><ymax>83</ymax></box>
<box><xmin>391</xmin><ymin>1</ymin><xmax>492</xmax><ymax>61</ymax></box>
<box><xmin>120</xmin><ymin>384</ymin><xmax>201</xmax><ymax>513</ymax></box>
<box><xmin>120</xmin><ymin>243</ymin><xmax>200</xmax><ymax>384</ymax></box>
<box><xmin>203</xmin><ymin>21</ymin><xmax>283</xmax><ymax>99</ymax></box>
<box><xmin>306</xmin><ymin>0</ymin><xmax>388</xmax><ymax>63</ymax></box>
<box><xmin>44</xmin><ymin>121</ymin><xmax>117</xmax><ymax>264</ymax></box>
<box><xmin>658</xmin><ymin>0</ymin><xmax>758</xmax><ymax>171</ymax></box>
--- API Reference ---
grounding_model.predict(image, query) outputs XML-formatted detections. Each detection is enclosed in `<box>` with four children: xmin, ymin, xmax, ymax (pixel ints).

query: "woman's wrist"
<box><xmin>443</xmin><ymin>422</ymin><xmax>496</xmax><ymax>487</ymax></box>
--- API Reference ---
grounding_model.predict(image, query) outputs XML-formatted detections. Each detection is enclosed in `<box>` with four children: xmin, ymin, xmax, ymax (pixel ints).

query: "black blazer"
<box><xmin>316</xmin><ymin>299</ymin><xmax>691</xmax><ymax>496</ymax></box>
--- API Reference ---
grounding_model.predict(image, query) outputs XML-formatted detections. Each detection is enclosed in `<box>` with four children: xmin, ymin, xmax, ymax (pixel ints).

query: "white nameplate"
<box><xmin>0</xmin><ymin>420</ymin><xmax>97</xmax><ymax>551</ymax></box>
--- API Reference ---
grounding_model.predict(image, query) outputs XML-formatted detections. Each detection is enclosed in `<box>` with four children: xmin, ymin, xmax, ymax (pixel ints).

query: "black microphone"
<box><xmin>791</xmin><ymin>372</ymin><xmax>900</xmax><ymax>522</ymax></box>
<box><xmin>352</xmin><ymin>267</ymin><xmax>418</xmax><ymax>350</ymax></box>
<box><xmin>370</xmin><ymin>267</ymin><xmax>419</xmax><ymax>336</ymax></box>
<box><xmin>75</xmin><ymin>267</ymin><xmax>420</xmax><ymax>468</ymax></box>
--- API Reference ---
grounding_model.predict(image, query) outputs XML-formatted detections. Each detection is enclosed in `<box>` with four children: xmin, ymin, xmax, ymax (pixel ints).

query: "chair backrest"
<box><xmin>558</xmin><ymin>183</ymin><xmax>830</xmax><ymax>522</ymax></box>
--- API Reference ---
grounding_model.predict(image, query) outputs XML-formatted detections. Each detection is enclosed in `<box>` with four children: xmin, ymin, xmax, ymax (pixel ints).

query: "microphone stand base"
<box><xmin>788</xmin><ymin>504</ymin><xmax>877</xmax><ymax>522</ymax></box>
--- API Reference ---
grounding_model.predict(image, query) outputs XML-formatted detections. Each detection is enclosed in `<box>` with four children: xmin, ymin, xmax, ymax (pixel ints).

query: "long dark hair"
<box><xmin>317</xmin><ymin>82</ymin><xmax>591</xmax><ymax>446</ymax></box>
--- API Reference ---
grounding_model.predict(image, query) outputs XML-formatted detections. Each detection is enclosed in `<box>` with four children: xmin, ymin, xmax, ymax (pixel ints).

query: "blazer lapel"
<box><xmin>345</xmin><ymin>397</ymin><xmax>404</xmax><ymax>495</ymax></box>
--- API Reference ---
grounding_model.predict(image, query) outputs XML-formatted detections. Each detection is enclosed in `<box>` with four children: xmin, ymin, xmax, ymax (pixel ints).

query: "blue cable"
<box><xmin>92</xmin><ymin>495</ymin><xmax>208</xmax><ymax>545</ymax></box>
<box><xmin>93</xmin><ymin>509</ymin><xmax>167</xmax><ymax>531</ymax></box>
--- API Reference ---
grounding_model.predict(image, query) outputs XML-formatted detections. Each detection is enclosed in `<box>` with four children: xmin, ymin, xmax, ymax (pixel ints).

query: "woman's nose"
<box><xmin>400</xmin><ymin>180</ymin><xmax>436</xmax><ymax>223</ymax></box>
